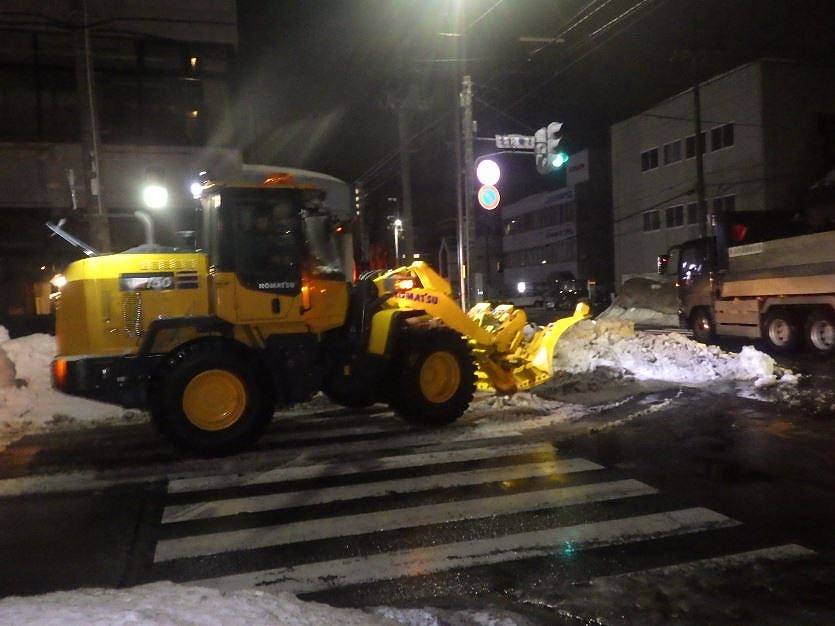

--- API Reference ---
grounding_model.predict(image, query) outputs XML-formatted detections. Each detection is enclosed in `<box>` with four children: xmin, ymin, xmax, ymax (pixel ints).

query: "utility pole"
<box><xmin>461</xmin><ymin>75</ymin><xmax>475</xmax><ymax>303</ymax></box>
<box><xmin>396</xmin><ymin>102</ymin><xmax>415</xmax><ymax>260</ymax></box>
<box><xmin>693</xmin><ymin>79</ymin><xmax>707</xmax><ymax>239</ymax></box>
<box><xmin>454</xmin><ymin>83</ymin><xmax>468</xmax><ymax>309</ymax></box>
<box><xmin>72</xmin><ymin>0</ymin><xmax>110</xmax><ymax>252</ymax></box>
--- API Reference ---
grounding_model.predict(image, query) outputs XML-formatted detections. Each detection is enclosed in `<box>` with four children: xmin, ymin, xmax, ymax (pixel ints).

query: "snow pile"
<box><xmin>0</xmin><ymin>582</ymin><xmax>396</xmax><ymax>625</ymax></box>
<box><xmin>0</xmin><ymin>329</ymin><xmax>131</xmax><ymax>448</ymax></box>
<box><xmin>0</xmin><ymin>581</ymin><xmax>527</xmax><ymax>626</ymax></box>
<box><xmin>554</xmin><ymin>319</ymin><xmax>798</xmax><ymax>388</ymax></box>
<box><xmin>597</xmin><ymin>275</ymin><xmax>679</xmax><ymax>326</ymax></box>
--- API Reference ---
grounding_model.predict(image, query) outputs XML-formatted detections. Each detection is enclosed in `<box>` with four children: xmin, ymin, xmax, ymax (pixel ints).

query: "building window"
<box><xmin>685</xmin><ymin>132</ymin><xmax>707</xmax><ymax>159</ymax></box>
<box><xmin>686</xmin><ymin>202</ymin><xmax>701</xmax><ymax>225</ymax></box>
<box><xmin>663</xmin><ymin>140</ymin><xmax>682</xmax><ymax>165</ymax></box>
<box><xmin>665</xmin><ymin>204</ymin><xmax>684</xmax><ymax>228</ymax></box>
<box><xmin>640</xmin><ymin>148</ymin><xmax>659</xmax><ymax>171</ymax></box>
<box><xmin>643</xmin><ymin>209</ymin><xmax>660</xmax><ymax>232</ymax></box>
<box><xmin>711</xmin><ymin>123</ymin><xmax>734</xmax><ymax>151</ymax></box>
<box><xmin>712</xmin><ymin>194</ymin><xmax>736</xmax><ymax>214</ymax></box>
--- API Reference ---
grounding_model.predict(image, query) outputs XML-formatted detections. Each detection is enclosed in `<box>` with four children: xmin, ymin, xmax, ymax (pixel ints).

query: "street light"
<box><xmin>393</xmin><ymin>218</ymin><xmax>403</xmax><ymax>265</ymax></box>
<box><xmin>142</xmin><ymin>183</ymin><xmax>168</xmax><ymax>210</ymax></box>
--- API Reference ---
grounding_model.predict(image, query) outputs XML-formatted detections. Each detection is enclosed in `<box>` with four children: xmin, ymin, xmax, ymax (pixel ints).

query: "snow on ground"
<box><xmin>554</xmin><ymin>319</ymin><xmax>798</xmax><ymax>389</ymax></box>
<box><xmin>0</xmin><ymin>581</ymin><xmax>480</xmax><ymax>626</ymax></box>
<box><xmin>0</xmin><ymin>330</ymin><xmax>138</xmax><ymax>451</ymax></box>
<box><xmin>0</xmin><ymin>322</ymin><xmax>805</xmax><ymax>625</ymax></box>
<box><xmin>596</xmin><ymin>274</ymin><xmax>680</xmax><ymax>326</ymax></box>
<box><xmin>0</xmin><ymin>319</ymin><xmax>801</xmax><ymax>451</ymax></box>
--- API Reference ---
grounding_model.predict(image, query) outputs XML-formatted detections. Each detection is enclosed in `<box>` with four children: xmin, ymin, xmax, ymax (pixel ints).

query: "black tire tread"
<box><xmin>389</xmin><ymin>328</ymin><xmax>476</xmax><ymax>426</ymax></box>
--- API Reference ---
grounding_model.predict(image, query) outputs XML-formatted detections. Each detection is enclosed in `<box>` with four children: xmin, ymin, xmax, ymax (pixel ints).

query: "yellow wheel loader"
<box><xmin>51</xmin><ymin>170</ymin><xmax>589</xmax><ymax>455</ymax></box>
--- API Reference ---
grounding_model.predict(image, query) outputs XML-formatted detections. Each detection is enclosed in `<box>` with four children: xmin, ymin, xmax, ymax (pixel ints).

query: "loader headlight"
<box><xmin>384</xmin><ymin>274</ymin><xmax>421</xmax><ymax>292</ymax></box>
<box><xmin>50</xmin><ymin>273</ymin><xmax>67</xmax><ymax>289</ymax></box>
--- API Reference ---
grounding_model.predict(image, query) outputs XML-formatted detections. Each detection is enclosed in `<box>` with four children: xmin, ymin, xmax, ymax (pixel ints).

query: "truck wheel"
<box><xmin>390</xmin><ymin>329</ymin><xmax>476</xmax><ymax>426</ymax></box>
<box><xmin>805</xmin><ymin>307</ymin><xmax>835</xmax><ymax>358</ymax></box>
<box><xmin>762</xmin><ymin>309</ymin><xmax>801</xmax><ymax>354</ymax></box>
<box><xmin>690</xmin><ymin>308</ymin><xmax>715</xmax><ymax>344</ymax></box>
<box><xmin>150</xmin><ymin>340</ymin><xmax>273</xmax><ymax>456</ymax></box>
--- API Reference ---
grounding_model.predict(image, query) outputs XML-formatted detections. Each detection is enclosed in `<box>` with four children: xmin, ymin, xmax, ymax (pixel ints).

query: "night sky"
<box><xmin>235</xmin><ymin>0</ymin><xmax>835</xmax><ymax>251</ymax></box>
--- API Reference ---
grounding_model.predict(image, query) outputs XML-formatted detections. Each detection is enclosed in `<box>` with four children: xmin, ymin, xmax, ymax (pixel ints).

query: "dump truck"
<box><xmin>658</xmin><ymin>212</ymin><xmax>835</xmax><ymax>357</ymax></box>
<box><xmin>50</xmin><ymin>168</ymin><xmax>589</xmax><ymax>455</ymax></box>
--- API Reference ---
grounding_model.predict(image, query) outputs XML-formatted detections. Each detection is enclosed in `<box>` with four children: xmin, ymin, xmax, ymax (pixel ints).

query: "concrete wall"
<box><xmin>611</xmin><ymin>59</ymin><xmax>835</xmax><ymax>285</ymax></box>
<box><xmin>2</xmin><ymin>1</ymin><xmax>238</xmax><ymax>46</ymax></box>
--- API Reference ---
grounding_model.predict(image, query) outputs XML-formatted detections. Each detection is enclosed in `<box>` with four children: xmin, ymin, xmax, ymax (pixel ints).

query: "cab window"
<box><xmin>302</xmin><ymin>212</ymin><xmax>345</xmax><ymax>279</ymax></box>
<box><xmin>234</xmin><ymin>192</ymin><xmax>302</xmax><ymax>295</ymax></box>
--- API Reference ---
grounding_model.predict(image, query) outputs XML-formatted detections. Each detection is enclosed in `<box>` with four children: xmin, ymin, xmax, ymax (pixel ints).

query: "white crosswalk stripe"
<box><xmin>153</xmin><ymin>410</ymin><xmax>815</xmax><ymax>595</ymax></box>
<box><xmin>156</xmin><ymin>478</ymin><xmax>656</xmax><ymax>561</ymax></box>
<box><xmin>167</xmin><ymin>441</ymin><xmax>570</xmax><ymax>494</ymax></box>
<box><xmin>162</xmin><ymin>457</ymin><xmax>603</xmax><ymax>523</ymax></box>
<box><xmin>193</xmin><ymin>508</ymin><xmax>737</xmax><ymax>594</ymax></box>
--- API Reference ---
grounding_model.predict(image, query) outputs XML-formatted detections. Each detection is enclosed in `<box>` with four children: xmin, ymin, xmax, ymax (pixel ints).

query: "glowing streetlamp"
<box><xmin>142</xmin><ymin>183</ymin><xmax>168</xmax><ymax>210</ymax></box>
<box><xmin>393</xmin><ymin>218</ymin><xmax>403</xmax><ymax>264</ymax></box>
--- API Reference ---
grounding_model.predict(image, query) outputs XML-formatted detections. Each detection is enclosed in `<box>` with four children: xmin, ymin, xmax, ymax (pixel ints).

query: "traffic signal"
<box><xmin>546</xmin><ymin>121</ymin><xmax>568</xmax><ymax>170</ymax></box>
<box><xmin>535</xmin><ymin>122</ymin><xmax>568</xmax><ymax>174</ymax></box>
<box><xmin>534</xmin><ymin>127</ymin><xmax>548</xmax><ymax>174</ymax></box>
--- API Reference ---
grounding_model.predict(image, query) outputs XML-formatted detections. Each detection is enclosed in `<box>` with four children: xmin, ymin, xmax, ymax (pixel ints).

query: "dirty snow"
<box><xmin>0</xmin><ymin>319</ymin><xmax>801</xmax><ymax>452</ymax></box>
<box><xmin>0</xmin><ymin>581</ymin><xmax>479</xmax><ymax>626</ymax></box>
<box><xmin>554</xmin><ymin>319</ymin><xmax>798</xmax><ymax>388</ymax></box>
<box><xmin>0</xmin><ymin>321</ymin><xmax>808</xmax><ymax>625</ymax></box>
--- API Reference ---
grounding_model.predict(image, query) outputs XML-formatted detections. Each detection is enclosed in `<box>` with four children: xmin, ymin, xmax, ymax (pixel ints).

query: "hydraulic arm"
<box><xmin>374</xmin><ymin>262</ymin><xmax>590</xmax><ymax>394</ymax></box>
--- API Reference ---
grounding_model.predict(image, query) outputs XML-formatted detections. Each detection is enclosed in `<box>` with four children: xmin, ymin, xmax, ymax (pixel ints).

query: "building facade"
<box><xmin>611</xmin><ymin>59</ymin><xmax>835</xmax><ymax>284</ymax></box>
<box><xmin>0</xmin><ymin>0</ymin><xmax>240</xmax><ymax>318</ymax></box>
<box><xmin>501</xmin><ymin>148</ymin><xmax>613</xmax><ymax>298</ymax></box>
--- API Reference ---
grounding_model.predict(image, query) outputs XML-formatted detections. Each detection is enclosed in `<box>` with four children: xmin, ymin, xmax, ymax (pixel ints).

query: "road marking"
<box><xmin>162</xmin><ymin>457</ymin><xmax>603</xmax><ymax>523</ymax></box>
<box><xmin>193</xmin><ymin>507</ymin><xmax>738</xmax><ymax>594</ymax></box>
<box><xmin>154</xmin><ymin>479</ymin><xmax>656</xmax><ymax>562</ymax></box>
<box><xmin>167</xmin><ymin>441</ymin><xmax>577</xmax><ymax>494</ymax></box>
<box><xmin>590</xmin><ymin>543</ymin><xmax>816</xmax><ymax>581</ymax></box>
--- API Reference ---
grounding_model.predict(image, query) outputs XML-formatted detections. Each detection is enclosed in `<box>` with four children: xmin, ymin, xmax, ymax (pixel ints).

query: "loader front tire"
<box><xmin>150</xmin><ymin>340</ymin><xmax>273</xmax><ymax>456</ymax></box>
<box><xmin>390</xmin><ymin>329</ymin><xmax>476</xmax><ymax>426</ymax></box>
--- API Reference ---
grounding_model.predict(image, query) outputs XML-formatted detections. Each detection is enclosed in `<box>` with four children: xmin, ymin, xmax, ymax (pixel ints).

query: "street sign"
<box><xmin>477</xmin><ymin>184</ymin><xmax>500</xmax><ymax>210</ymax></box>
<box><xmin>495</xmin><ymin>134</ymin><xmax>535</xmax><ymax>150</ymax></box>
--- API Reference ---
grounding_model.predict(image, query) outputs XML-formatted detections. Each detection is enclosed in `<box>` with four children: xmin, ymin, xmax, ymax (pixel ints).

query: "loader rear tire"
<box><xmin>389</xmin><ymin>329</ymin><xmax>476</xmax><ymax>426</ymax></box>
<box><xmin>150</xmin><ymin>340</ymin><xmax>273</xmax><ymax>456</ymax></box>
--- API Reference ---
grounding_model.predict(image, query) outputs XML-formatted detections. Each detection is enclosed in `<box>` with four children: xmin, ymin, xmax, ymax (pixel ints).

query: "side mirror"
<box><xmin>657</xmin><ymin>254</ymin><xmax>670</xmax><ymax>275</ymax></box>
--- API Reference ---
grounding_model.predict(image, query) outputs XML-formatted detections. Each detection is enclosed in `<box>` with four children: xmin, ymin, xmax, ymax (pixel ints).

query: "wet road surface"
<box><xmin>0</xmin><ymin>372</ymin><xmax>833</xmax><ymax>624</ymax></box>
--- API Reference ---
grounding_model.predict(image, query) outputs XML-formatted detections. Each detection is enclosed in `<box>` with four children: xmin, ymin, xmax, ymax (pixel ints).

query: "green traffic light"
<box><xmin>550</xmin><ymin>152</ymin><xmax>569</xmax><ymax>168</ymax></box>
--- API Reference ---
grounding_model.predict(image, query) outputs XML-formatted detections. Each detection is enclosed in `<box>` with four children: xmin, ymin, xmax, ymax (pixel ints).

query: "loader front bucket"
<box><xmin>469</xmin><ymin>301</ymin><xmax>591</xmax><ymax>394</ymax></box>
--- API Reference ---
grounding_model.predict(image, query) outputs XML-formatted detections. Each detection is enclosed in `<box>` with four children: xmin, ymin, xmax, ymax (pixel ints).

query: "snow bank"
<box><xmin>554</xmin><ymin>319</ymin><xmax>798</xmax><ymax>388</ymax></box>
<box><xmin>0</xmin><ymin>582</ymin><xmax>397</xmax><ymax>625</ymax></box>
<box><xmin>0</xmin><ymin>580</ymin><xmax>525</xmax><ymax>626</ymax></box>
<box><xmin>0</xmin><ymin>328</ymin><xmax>133</xmax><ymax>449</ymax></box>
<box><xmin>597</xmin><ymin>275</ymin><xmax>679</xmax><ymax>326</ymax></box>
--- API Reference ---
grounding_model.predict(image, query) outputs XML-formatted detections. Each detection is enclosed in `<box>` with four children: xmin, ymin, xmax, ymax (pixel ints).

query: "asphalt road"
<box><xmin>0</xmin><ymin>358</ymin><xmax>833</xmax><ymax>623</ymax></box>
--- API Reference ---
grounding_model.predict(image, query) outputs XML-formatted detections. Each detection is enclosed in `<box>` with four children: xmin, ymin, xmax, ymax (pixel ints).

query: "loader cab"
<box><xmin>200</xmin><ymin>187</ymin><xmax>305</xmax><ymax>295</ymax></box>
<box><xmin>198</xmin><ymin>186</ymin><xmax>347</xmax><ymax>294</ymax></box>
<box><xmin>197</xmin><ymin>177</ymin><xmax>349</xmax><ymax>328</ymax></box>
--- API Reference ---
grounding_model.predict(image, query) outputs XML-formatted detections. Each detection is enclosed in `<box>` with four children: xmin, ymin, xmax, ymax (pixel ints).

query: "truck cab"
<box><xmin>658</xmin><ymin>237</ymin><xmax>716</xmax><ymax>342</ymax></box>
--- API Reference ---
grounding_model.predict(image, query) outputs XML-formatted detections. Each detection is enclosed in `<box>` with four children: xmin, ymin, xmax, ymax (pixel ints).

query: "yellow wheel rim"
<box><xmin>182</xmin><ymin>369</ymin><xmax>247</xmax><ymax>431</ymax></box>
<box><xmin>419</xmin><ymin>351</ymin><xmax>461</xmax><ymax>404</ymax></box>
